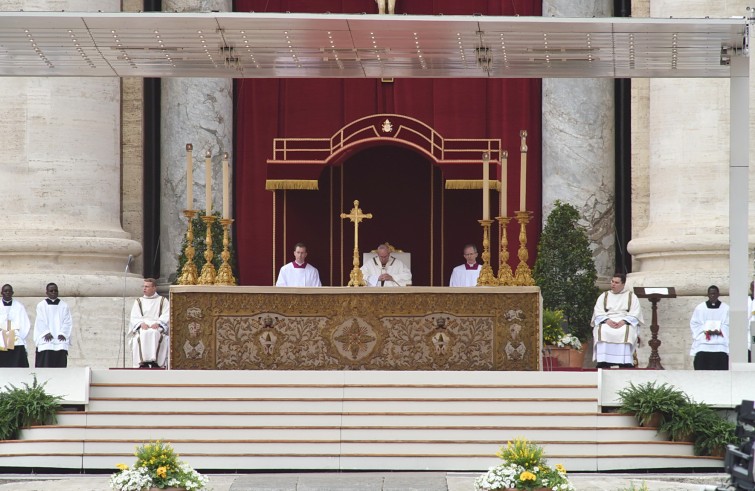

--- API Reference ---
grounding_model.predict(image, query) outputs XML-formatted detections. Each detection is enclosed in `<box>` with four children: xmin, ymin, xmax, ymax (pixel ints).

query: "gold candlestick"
<box><xmin>215</xmin><ymin>218</ymin><xmax>237</xmax><ymax>286</ymax></box>
<box><xmin>476</xmin><ymin>219</ymin><xmax>499</xmax><ymax>286</ymax></box>
<box><xmin>496</xmin><ymin>216</ymin><xmax>515</xmax><ymax>286</ymax></box>
<box><xmin>198</xmin><ymin>215</ymin><xmax>217</xmax><ymax>285</ymax></box>
<box><xmin>513</xmin><ymin>210</ymin><xmax>535</xmax><ymax>286</ymax></box>
<box><xmin>177</xmin><ymin>209</ymin><xmax>199</xmax><ymax>285</ymax></box>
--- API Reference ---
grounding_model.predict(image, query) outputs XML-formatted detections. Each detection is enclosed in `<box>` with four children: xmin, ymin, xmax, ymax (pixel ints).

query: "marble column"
<box><xmin>0</xmin><ymin>0</ymin><xmax>142</xmax><ymax>368</ymax></box>
<box><xmin>541</xmin><ymin>0</ymin><xmax>616</xmax><ymax>282</ymax></box>
<box><xmin>628</xmin><ymin>0</ymin><xmax>754</xmax><ymax>368</ymax></box>
<box><xmin>160</xmin><ymin>0</ymin><xmax>233</xmax><ymax>284</ymax></box>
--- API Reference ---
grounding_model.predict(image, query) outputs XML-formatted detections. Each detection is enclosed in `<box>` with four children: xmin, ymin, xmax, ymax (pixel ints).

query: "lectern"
<box><xmin>634</xmin><ymin>287</ymin><xmax>677</xmax><ymax>370</ymax></box>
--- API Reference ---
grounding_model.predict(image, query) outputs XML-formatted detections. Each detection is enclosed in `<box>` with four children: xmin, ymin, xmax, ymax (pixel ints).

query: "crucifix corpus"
<box><xmin>340</xmin><ymin>200</ymin><xmax>373</xmax><ymax>287</ymax></box>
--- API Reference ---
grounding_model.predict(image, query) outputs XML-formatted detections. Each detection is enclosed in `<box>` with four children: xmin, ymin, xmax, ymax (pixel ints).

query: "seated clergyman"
<box><xmin>130</xmin><ymin>278</ymin><xmax>170</xmax><ymax>368</ymax></box>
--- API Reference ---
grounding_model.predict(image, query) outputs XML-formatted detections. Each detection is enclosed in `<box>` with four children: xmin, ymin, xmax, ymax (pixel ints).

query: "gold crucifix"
<box><xmin>340</xmin><ymin>200</ymin><xmax>373</xmax><ymax>287</ymax></box>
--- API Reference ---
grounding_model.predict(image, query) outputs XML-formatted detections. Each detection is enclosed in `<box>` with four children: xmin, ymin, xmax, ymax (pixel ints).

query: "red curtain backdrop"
<box><xmin>234</xmin><ymin>0</ymin><xmax>542</xmax><ymax>285</ymax></box>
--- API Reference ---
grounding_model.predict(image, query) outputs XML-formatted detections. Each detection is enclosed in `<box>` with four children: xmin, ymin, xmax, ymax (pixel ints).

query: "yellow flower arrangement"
<box><xmin>110</xmin><ymin>440</ymin><xmax>209</xmax><ymax>491</ymax></box>
<box><xmin>475</xmin><ymin>437</ymin><xmax>575</xmax><ymax>491</ymax></box>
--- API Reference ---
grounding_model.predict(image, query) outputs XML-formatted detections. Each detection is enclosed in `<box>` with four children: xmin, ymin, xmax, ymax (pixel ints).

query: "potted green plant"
<box><xmin>0</xmin><ymin>375</ymin><xmax>62</xmax><ymax>440</ymax></box>
<box><xmin>694</xmin><ymin>417</ymin><xmax>738</xmax><ymax>457</ymax></box>
<box><xmin>616</xmin><ymin>381</ymin><xmax>688</xmax><ymax>427</ymax></box>
<box><xmin>110</xmin><ymin>440</ymin><xmax>209</xmax><ymax>491</ymax></box>
<box><xmin>658</xmin><ymin>400</ymin><xmax>718</xmax><ymax>442</ymax></box>
<box><xmin>474</xmin><ymin>437</ymin><xmax>575</xmax><ymax>490</ymax></box>
<box><xmin>533</xmin><ymin>201</ymin><xmax>598</xmax><ymax>348</ymax></box>
<box><xmin>542</xmin><ymin>308</ymin><xmax>584</xmax><ymax>368</ymax></box>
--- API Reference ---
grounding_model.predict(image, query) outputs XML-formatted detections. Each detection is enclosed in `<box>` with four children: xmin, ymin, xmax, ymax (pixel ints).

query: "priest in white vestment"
<box><xmin>276</xmin><ymin>242</ymin><xmax>322</xmax><ymax>287</ymax></box>
<box><xmin>449</xmin><ymin>244</ymin><xmax>481</xmax><ymax>287</ymax></box>
<box><xmin>591</xmin><ymin>273</ymin><xmax>644</xmax><ymax>368</ymax></box>
<box><xmin>690</xmin><ymin>285</ymin><xmax>729</xmax><ymax>370</ymax></box>
<box><xmin>361</xmin><ymin>243</ymin><xmax>412</xmax><ymax>287</ymax></box>
<box><xmin>0</xmin><ymin>284</ymin><xmax>31</xmax><ymax>367</ymax></box>
<box><xmin>130</xmin><ymin>278</ymin><xmax>170</xmax><ymax>368</ymax></box>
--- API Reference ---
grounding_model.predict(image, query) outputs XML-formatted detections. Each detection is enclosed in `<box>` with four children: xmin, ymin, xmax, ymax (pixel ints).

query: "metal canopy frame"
<box><xmin>0</xmin><ymin>12</ymin><xmax>748</xmax><ymax>78</ymax></box>
<box><xmin>0</xmin><ymin>11</ymin><xmax>751</xmax><ymax>363</ymax></box>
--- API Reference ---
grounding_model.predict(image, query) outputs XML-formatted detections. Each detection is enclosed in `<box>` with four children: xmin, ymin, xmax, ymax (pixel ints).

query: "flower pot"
<box><xmin>547</xmin><ymin>346</ymin><xmax>585</xmax><ymax>368</ymax></box>
<box><xmin>642</xmin><ymin>411</ymin><xmax>664</xmax><ymax>428</ymax></box>
<box><xmin>148</xmin><ymin>488</ymin><xmax>186</xmax><ymax>491</ymax></box>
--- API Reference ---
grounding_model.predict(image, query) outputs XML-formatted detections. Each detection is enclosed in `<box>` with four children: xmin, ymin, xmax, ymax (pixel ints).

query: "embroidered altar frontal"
<box><xmin>170</xmin><ymin>286</ymin><xmax>542</xmax><ymax>370</ymax></box>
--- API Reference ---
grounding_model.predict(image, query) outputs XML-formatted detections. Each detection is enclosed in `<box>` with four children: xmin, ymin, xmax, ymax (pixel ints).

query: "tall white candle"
<box><xmin>482</xmin><ymin>152</ymin><xmax>490</xmax><ymax>220</ymax></box>
<box><xmin>205</xmin><ymin>150</ymin><xmax>212</xmax><ymax>215</ymax></box>
<box><xmin>519</xmin><ymin>130</ymin><xmax>528</xmax><ymax>212</ymax></box>
<box><xmin>500</xmin><ymin>150</ymin><xmax>508</xmax><ymax>217</ymax></box>
<box><xmin>186</xmin><ymin>143</ymin><xmax>193</xmax><ymax>210</ymax></box>
<box><xmin>222</xmin><ymin>152</ymin><xmax>230</xmax><ymax>219</ymax></box>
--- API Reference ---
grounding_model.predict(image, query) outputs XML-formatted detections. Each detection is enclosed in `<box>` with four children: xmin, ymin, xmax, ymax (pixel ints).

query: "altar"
<box><xmin>169</xmin><ymin>286</ymin><xmax>542</xmax><ymax>370</ymax></box>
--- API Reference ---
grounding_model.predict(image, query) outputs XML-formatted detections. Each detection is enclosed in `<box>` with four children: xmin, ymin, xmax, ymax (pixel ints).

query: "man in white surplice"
<box><xmin>449</xmin><ymin>244</ymin><xmax>481</xmax><ymax>287</ymax></box>
<box><xmin>130</xmin><ymin>278</ymin><xmax>170</xmax><ymax>368</ymax></box>
<box><xmin>690</xmin><ymin>285</ymin><xmax>729</xmax><ymax>370</ymax></box>
<box><xmin>361</xmin><ymin>243</ymin><xmax>412</xmax><ymax>287</ymax></box>
<box><xmin>591</xmin><ymin>273</ymin><xmax>644</xmax><ymax>368</ymax></box>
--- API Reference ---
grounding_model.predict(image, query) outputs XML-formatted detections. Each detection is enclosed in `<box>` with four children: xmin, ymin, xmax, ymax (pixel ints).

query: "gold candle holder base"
<box><xmin>347</xmin><ymin>261</ymin><xmax>367</xmax><ymax>287</ymax></box>
<box><xmin>177</xmin><ymin>210</ymin><xmax>199</xmax><ymax>285</ymax></box>
<box><xmin>215</xmin><ymin>218</ymin><xmax>237</xmax><ymax>286</ymax></box>
<box><xmin>513</xmin><ymin>210</ymin><xmax>535</xmax><ymax>286</ymax></box>
<box><xmin>198</xmin><ymin>215</ymin><xmax>217</xmax><ymax>285</ymax></box>
<box><xmin>496</xmin><ymin>216</ymin><xmax>515</xmax><ymax>286</ymax></box>
<box><xmin>476</xmin><ymin>219</ymin><xmax>499</xmax><ymax>286</ymax></box>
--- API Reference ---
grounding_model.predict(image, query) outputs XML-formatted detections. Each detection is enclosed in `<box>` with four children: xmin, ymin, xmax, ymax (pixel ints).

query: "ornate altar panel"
<box><xmin>170</xmin><ymin>286</ymin><xmax>541</xmax><ymax>370</ymax></box>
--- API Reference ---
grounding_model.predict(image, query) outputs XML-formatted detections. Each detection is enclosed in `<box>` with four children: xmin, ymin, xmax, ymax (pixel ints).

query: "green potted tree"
<box><xmin>616</xmin><ymin>381</ymin><xmax>688</xmax><ymax>427</ymax></box>
<box><xmin>533</xmin><ymin>201</ymin><xmax>598</xmax><ymax>362</ymax></box>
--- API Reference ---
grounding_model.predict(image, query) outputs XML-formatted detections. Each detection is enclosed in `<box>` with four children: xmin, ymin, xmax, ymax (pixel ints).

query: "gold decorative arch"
<box><xmin>265</xmin><ymin>113</ymin><xmax>502</xmax><ymax>191</ymax></box>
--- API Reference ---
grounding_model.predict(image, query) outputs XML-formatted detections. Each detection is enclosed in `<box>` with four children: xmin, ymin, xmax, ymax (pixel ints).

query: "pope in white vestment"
<box><xmin>130</xmin><ymin>279</ymin><xmax>170</xmax><ymax>368</ymax></box>
<box><xmin>0</xmin><ymin>284</ymin><xmax>31</xmax><ymax>367</ymax></box>
<box><xmin>591</xmin><ymin>274</ymin><xmax>644</xmax><ymax>367</ymax></box>
<box><xmin>276</xmin><ymin>243</ymin><xmax>322</xmax><ymax>287</ymax></box>
<box><xmin>449</xmin><ymin>245</ymin><xmax>481</xmax><ymax>287</ymax></box>
<box><xmin>361</xmin><ymin>244</ymin><xmax>412</xmax><ymax>287</ymax></box>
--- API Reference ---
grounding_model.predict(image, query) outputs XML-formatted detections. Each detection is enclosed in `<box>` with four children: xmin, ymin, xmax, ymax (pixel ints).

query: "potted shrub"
<box><xmin>616</xmin><ymin>381</ymin><xmax>688</xmax><ymax>427</ymax></box>
<box><xmin>533</xmin><ymin>201</ymin><xmax>598</xmax><ymax>350</ymax></box>
<box><xmin>694</xmin><ymin>417</ymin><xmax>738</xmax><ymax>457</ymax></box>
<box><xmin>0</xmin><ymin>375</ymin><xmax>62</xmax><ymax>440</ymax></box>
<box><xmin>474</xmin><ymin>437</ymin><xmax>575</xmax><ymax>490</ymax></box>
<box><xmin>658</xmin><ymin>400</ymin><xmax>718</xmax><ymax>442</ymax></box>
<box><xmin>110</xmin><ymin>440</ymin><xmax>209</xmax><ymax>491</ymax></box>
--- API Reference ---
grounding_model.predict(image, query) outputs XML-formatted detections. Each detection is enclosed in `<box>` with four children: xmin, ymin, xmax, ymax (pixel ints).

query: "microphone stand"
<box><xmin>120</xmin><ymin>256</ymin><xmax>132</xmax><ymax>368</ymax></box>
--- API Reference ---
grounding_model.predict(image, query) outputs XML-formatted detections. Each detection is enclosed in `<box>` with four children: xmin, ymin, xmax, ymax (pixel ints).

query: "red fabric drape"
<box><xmin>234</xmin><ymin>0</ymin><xmax>542</xmax><ymax>286</ymax></box>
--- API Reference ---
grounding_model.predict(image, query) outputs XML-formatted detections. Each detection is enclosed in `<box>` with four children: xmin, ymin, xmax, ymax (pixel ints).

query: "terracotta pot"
<box><xmin>148</xmin><ymin>488</ymin><xmax>186</xmax><ymax>491</ymax></box>
<box><xmin>642</xmin><ymin>412</ymin><xmax>664</xmax><ymax>428</ymax></box>
<box><xmin>547</xmin><ymin>346</ymin><xmax>585</xmax><ymax>368</ymax></box>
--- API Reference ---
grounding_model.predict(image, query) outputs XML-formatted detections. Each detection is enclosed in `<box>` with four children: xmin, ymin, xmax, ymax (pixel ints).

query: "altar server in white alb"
<box><xmin>34</xmin><ymin>283</ymin><xmax>73</xmax><ymax>368</ymax></box>
<box><xmin>276</xmin><ymin>242</ymin><xmax>322</xmax><ymax>287</ymax></box>
<box><xmin>361</xmin><ymin>243</ymin><xmax>412</xmax><ymax>287</ymax></box>
<box><xmin>0</xmin><ymin>284</ymin><xmax>31</xmax><ymax>367</ymax></box>
<box><xmin>130</xmin><ymin>278</ymin><xmax>170</xmax><ymax>368</ymax></box>
<box><xmin>449</xmin><ymin>244</ymin><xmax>481</xmax><ymax>287</ymax></box>
<box><xmin>591</xmin><ymin>273</ymin><xmax>644</xmax><ymax>368</ymax></box>
<box><xmin>690</xmin><ymin>285</ymin><xmax>730</xmax><ymax>370</ymax></box>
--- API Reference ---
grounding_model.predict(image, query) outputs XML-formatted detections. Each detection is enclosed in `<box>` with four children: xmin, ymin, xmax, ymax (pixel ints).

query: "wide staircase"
<box><xmin>0</xmin><ymin>370</ymin><xmax>724</xmax><ymax>472</ymax></box>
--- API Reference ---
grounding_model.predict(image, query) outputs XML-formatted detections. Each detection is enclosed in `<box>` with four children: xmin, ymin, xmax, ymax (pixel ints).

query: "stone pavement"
<box><xmin>0</xmin><ymin>472</ymin><xmax>732</xmax><ymax>491</ymax></box>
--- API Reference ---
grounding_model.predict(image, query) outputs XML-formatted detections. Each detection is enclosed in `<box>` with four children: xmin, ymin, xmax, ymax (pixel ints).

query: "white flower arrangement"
<box><xmin>110</xmin><ymin>440</ymin><xmax>210</xmax><ymax>491</ymax></box>
<box><xmin>555</xmin><ymin>333</ymin><xmax>582</xmax><ymax>351</ymax></box>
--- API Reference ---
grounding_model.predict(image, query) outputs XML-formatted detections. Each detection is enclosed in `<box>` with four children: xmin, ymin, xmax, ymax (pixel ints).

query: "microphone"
<box><xmin>125</xmin><ymin>255</ymin><xmax>133</xmax><ymax>273</ymax></box>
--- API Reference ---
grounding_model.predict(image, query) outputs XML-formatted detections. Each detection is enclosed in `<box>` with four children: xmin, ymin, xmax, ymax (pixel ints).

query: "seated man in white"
<box><xmin>130</xmin><ymin>278</ymin><xmax>170</xmax><ymax>368</ymax></box>
<box><xmin>276</xmin><ymin>242</ymin><xmax>322</xmax><ymax>287</ymax></box>
<box><xmin>449</xmin><ymin>244</ymin><xmax>480</xmax><ymax>287</ymax></box>
<box><xmin>361</xmin><ymin>243</ymin><xmax>412</xmax><ymax>287</ymax></box>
